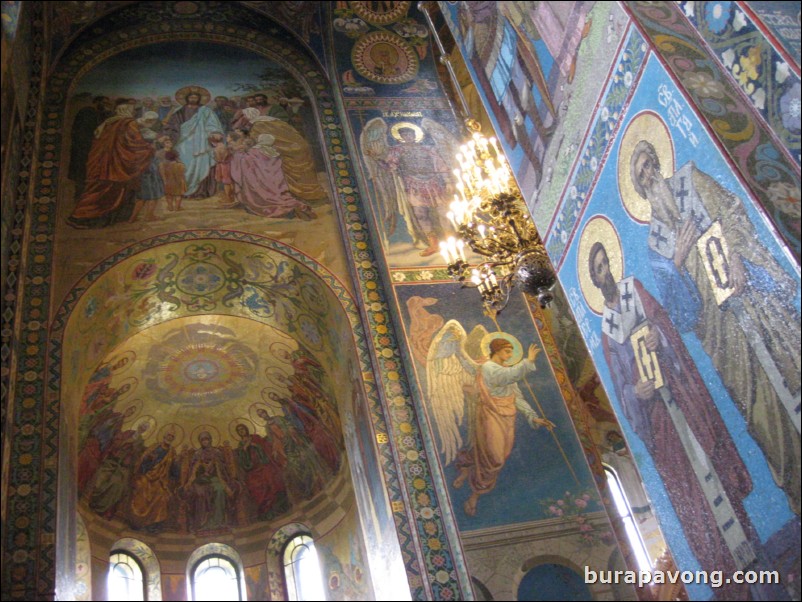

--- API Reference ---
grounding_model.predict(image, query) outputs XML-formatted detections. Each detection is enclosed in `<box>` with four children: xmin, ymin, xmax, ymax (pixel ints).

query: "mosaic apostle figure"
<box><xmin>629</xmin><ymin>139</ymin><xmax>801</xmax><ymax>515</ymax></box>
<box><xmin>588</xmin><ymin>240</ymin><xmax>757</xmax><ymax>596</ymax></box>
<box><xmin>66</xmin><ymin>101</ymin><xmax>158</xmax><ymax>228</ymax></box>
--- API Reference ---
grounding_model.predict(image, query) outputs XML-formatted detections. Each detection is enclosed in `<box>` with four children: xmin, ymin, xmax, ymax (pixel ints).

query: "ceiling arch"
<box><xmin>57</xmin><ymin>235</ymin><xmax>361</xmax><ymax>537</ymax></box>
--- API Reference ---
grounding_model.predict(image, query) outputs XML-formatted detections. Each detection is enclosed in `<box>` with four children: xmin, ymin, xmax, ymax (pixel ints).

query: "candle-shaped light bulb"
<box><xmin>440</xmin><ymin>241</ymin><xmax>451</xmax><ymax>264</ymax></box>
<box><xmin>447</xmin><ymin>236</ymin><xmax>458</xmax><ymax>260</ymax></box>
<box><xmin>456</xmin><ymin>181</ymin><xmax>467</xmax><ymax>203</ymax></box>
<box><xmin>456</xmin><ymin>239</ymin><xmax>466</xmax><ymax>262</ymax></box>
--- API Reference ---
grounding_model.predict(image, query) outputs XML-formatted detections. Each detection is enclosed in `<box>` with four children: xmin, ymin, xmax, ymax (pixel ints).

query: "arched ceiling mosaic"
<box><xmin>62</xmin><ymin>238</ymin><xmax>353</xmax><ymax>535</ymax></box>
<box><xmin>46</xmin><ymin>1</ymin><xmax>326</xmax><ymax>72</ymax></box>
<box><xmin>77</xmin><ymin>314</ymin><xmax>344</xmax><ymax>533</ymax></box>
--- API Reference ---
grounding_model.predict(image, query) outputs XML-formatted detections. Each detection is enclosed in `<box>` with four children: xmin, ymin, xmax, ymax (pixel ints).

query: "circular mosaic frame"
<box><xmin>351</xmin><ymin>31</ymin><xmax>419</xmax><ymax>85</ymax></box>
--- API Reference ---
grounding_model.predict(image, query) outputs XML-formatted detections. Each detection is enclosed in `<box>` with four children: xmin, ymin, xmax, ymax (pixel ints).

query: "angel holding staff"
<box><xmin>427</xmin><ymin>321</ymin><xmax>555</xmax><ymax>516</ymax></box>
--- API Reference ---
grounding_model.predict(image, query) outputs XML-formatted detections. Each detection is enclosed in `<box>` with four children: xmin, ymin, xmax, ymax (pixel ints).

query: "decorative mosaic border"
<box><xmin>0</xmin><ymin>5</ymin><xmax>45</xmax><ymax>597</ymax></box>
<box><xmin>624</xmin><ymin>1</ymin><xmax>801</xmax><ymax>261</ymax></box>
<box><xmin>742</xmin><ymin>1</ymin><xmax>801</xmax><ymax>66</ymax></box>
<box><xmin>677</xmin><ymin>0</ymin><xmax>800</xmax><ymax>167</ymax></box>
<box><xmin>342</xmin><ymin>97</ymin><xmax>453</xmax><ymax>111</ymax></box>
<box><xmin>328</xmin><ymin>4</ymin><xmax>472</xmax><ymax>598</ymax></box>
<box><xmin>545</xmin><ymin>27</ymin><xmax>648</xmax><ymax>266</ymax></box>
<box><xmin>2</xmin><ymin>3</ymin><xmax>458</xmax><ymax>599</ymax></box>
<box><xmin>388</xmin><ymin>267</ymin><xmax>452</xmax><ymax>284</ymax></box>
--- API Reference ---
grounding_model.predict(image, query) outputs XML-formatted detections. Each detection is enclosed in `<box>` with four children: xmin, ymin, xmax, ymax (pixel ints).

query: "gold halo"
<box><xmin>132</xmin><ymin>415</ymin><xmax>156</xmax><ymax>439</ymax></box>
<box><xmin>190</xmin><ymin>424</ymin><xmax>220</xmax><ymax>448</ymax></box>
<box><xmin>269</xmin><ymin>341</ymin><xmax>294</xmax><ymax>362</ymax></box>
<box><xmin>390</xmin><ymin>122</ymin><xmax>424</xmax><ymax>143</ymax></box>
<box><xmin>110</xmin><ymin>350</ymin><xmax>136</xmax><ymax>374</ymax></box>
<box><xmin>617</xmin><ymin>111</ymin><xmax>674</xmax><ymax>224</ymax></box>
<box><xmin>265</xmin><ymin>366</ymin><xmax>290</xmax><ymax>390</ymax></box>
<box><xmin>578</xmin><ymin>216</ymin><xmax>624</xmax><ymax>315</ymax></box>
<box><xmin>229</xmin><ymin>417</ymin><xmax>256</xmax><ymax>441</ymax></box>
<box><xmin>113</xmin><ymin>377</ymin><xmax>138</xmax><ymax>402</ymax></box>
<box><xmin>250</xmin><ymin>400</ymin><xmax>282</xmax><ymax>424</ymax></box>
<box><xmin>120</xmin><ymin>398</ymin><xmax>143</xmax><ymax>424</ymax></box>
<box><xmin>480</xmin><ymin>332</ymin><xmax>523</xmax><ymax>365</ymax></box>
<box><xmin>174</xmin><ymin>85</ymin><xmax>211</xmax><ymax>106</ymax></box>
<box><xmin>157</xmin><ymin>422</ymin><xmax>185</xmax><ymax>448</ymax></box>
<box><xmin>261</xmin><ymin>386</ymin><xmax>287</xmax><ymax>409</ymax></box>
<box><xmin>352</xmin><ymin>31</ymin><xmax>419</xmax><ymax>84</ymax></box>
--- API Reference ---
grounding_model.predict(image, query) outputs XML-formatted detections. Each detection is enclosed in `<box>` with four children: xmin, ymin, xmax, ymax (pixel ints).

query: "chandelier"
<box><xmin>438</xmin><ymin>131</ymin><xmax>556</xmax><ymax>312</ymax></box>
<box><xmin>417</xmin><ymin>2</ymin><xmax>556</xmax><ymax>314</ymax></box>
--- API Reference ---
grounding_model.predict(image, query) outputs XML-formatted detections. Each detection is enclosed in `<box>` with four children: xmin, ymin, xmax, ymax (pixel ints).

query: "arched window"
<box><xmin>108</xmin><ymin>538</ymin><xmax>161</xmax><ymax>601</ymax></box>
<box><xmin>283</xmin><ymin>534</ymin><xmax>325</xmax><ymax>601</ymax></box>
<box><xmin>604</xmin><ymin>465</ymin><xmax>651</xmax><ymax>571</ymax></box>
<box><xmin>108</xmin><ymin>551</ymin><xmax>145</xmax><ymax>601</ymax></box>
<box><xmin>190</xmin><ymin>554</ymin><xmax>243</xmax><ymax>602</ymax></box>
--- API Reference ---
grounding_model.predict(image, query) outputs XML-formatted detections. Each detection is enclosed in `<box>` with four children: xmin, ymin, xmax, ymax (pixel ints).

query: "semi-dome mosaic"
<box><xmin>77</xmin><ymin>315</ymin><xmax>344</xmax><ymax>533</ymax></box>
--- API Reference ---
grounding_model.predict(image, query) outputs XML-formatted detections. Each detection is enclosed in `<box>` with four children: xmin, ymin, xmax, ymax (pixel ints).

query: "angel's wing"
<box><xmin>360</xmin><ymin>117</ymin><xmax>389</xmax><ymax>167</ymax></box>
<box><xmin>425</xmin><ymin>319</ymin><xmax>479</xmax><ymax>465</ymax></box>
<box><xmin>421</xmin><ymin>117</ymin><xmax>461</xmax><ymax>175</ymax></box>
<box><xmin>465</xmin><ymin>324</ymin><xmax>489</xmax><ymax>362</ymax></box>
<box><xmin>359</xmin><ymin>118</ymin><xmax>397</xmax><ymax>244</ymax></box>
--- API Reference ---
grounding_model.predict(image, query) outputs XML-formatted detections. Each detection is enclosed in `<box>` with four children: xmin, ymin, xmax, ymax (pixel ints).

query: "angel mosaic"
<box><xmin>425</xmin><ymin>320</ymin><xmax>554</xmax><ymax>516</ymax></box>
<box><xmin>360</xmin><ymin>119</ymin><xmax>458</xmax><ymax>256</ymax></box>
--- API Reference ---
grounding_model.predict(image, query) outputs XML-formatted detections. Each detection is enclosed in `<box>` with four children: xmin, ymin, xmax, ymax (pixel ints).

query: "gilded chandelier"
<box><xmin>417</xmin><ymin>1</ymin><xmax>556</xmax><ymax>314</ymax></box>
<box><xmin>439</xmin><ymin>131</ymin><xmax>556</xmax><ymax>312</ymax></box>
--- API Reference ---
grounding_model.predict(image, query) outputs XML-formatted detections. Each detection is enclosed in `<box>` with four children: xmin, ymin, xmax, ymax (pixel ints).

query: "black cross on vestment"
<box><xmin>621</xmin><ymin>281</ymin><xmax>633</xmax><ymax>312</ymax></box>
<box><xmin>650</xmin><ymin>224</ymin><xmax>669</xmax><ymax>249</ymax></box>
<box><xmin>675</xmin><ymin>176</ymin><xmax>689</xmax><ymax>213</ymax></box>
<box><xmin>605</xmin><ymin>313</ymin><xmax>619</xmax><ymax>333</ymax></box>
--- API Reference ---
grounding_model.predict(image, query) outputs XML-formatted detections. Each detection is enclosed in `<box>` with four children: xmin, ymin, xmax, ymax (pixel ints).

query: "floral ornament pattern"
<box><xmin>681</xmin><ymin>70</ymin><xmax>726</xmax><ymax>99</ymax></box>
<box><xmin>542</xmin><ymin>490</ymin><xmax>612</xmax><ymax>545</ymax></box>
<box><xmin>768</xmin><ymin>181</ymin><xmax>801</xmax><ymax>219</ymax></box>
<box><xmin>780</xmin><ymin>82</ymin><xmax>801</xmax><ymax>133</ymax></box>
<box><xmin>678</xmin><ymin>0</ymin><xmax>801</xmax><ymax>166</ymax></box>
<box><xmin>139</xmin><ymin>245</ymin><xmax>333</xmax><ymax>345</ymax></box>
<box><xmin>724</xmin><ymin>45</ymin><xmax>765</xmax><ymax>109</ymax></box>
<box><xmin>704</xmin><ymin>1</ymin><xmax>732</xmax><ymax>34</ymax></box>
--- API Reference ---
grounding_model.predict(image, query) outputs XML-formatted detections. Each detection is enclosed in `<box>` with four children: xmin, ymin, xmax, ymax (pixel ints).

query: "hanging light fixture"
<box><xmin>439</xmin><ymin>132</ymin><xmax>556</xmax><ymax>311</ymax></box>
<box><xmin>419</xmin><ymin>2</ymin><xmax>556</xmax><ymax>313</ymax></box>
